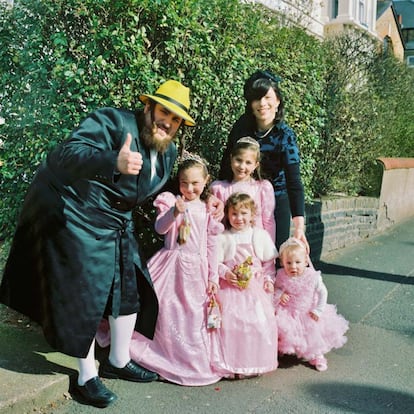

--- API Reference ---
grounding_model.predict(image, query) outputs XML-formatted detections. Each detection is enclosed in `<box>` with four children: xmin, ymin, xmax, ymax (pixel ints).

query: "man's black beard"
<box><xmin>141</xmin><ymin>124</ymin><xmax>172</xmax><ymax>154</ymax></box>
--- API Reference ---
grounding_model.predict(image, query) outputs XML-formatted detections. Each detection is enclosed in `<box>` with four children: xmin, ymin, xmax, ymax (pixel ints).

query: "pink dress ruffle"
<box><xmin>95</xmin><ymin>319</ymin><xmax>110</xmax><ymax>348</ymax></box>
<box><xmin>210</xmin><ymin>179</ymin><xmax>276</xmax><ymax>242</ymax></box>
<box><xmin>128</xmin><ymin>192</ymin><xmax>224</xmax><ymax>386</ymax></box>
<box><xmin>274</xmin><ymin>268</ymin><xmax>349</xmax><ymax>360</ymax></box>
<box><xmin>212</xmin><ymin>241</ymin><xmax>278</xmax><ymax>376</ymax></box>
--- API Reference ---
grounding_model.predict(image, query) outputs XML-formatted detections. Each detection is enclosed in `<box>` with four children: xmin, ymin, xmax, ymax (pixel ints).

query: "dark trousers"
<box><xmin>275</xmin><ymin>193</ymin><xmax>291</xmax><ymax>251</ymax></box>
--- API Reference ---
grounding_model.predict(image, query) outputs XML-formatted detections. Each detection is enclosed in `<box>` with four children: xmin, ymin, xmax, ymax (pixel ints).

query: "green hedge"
<box><xmin>1</xmin><ymin>0</ymin><xmax>413</xmax><ymax>242</ymax></box>
<box><xmin>313</xmin><ymin>28</ymin><xmax>414</xmax><ymax>196</ymax></box>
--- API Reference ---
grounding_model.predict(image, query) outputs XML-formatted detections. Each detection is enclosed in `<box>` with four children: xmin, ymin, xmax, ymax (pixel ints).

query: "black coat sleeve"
<box><xmin>47</xmin><ymin>108</ymin><xmax>124</xmax><ymax>184</ymax></box>
<box><xmin>285</xmin><ymin>162</ymin><xmax>305</xmax><ymax>217</ymax></box>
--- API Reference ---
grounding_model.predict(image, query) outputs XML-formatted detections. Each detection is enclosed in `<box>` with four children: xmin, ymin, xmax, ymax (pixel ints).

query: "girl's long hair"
<box><xmin>176</xmin><ymin>156</ymin><xmax>211</xmax><ymax>201</ymax></box>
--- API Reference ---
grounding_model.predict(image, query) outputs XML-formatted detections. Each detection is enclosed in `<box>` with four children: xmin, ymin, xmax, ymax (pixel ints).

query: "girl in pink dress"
<box><xmin>274</xmin><ymin>238</ymin><xmax>349</xmax><ymax>371</ymax></box>
<box><xmin>212</xmin><ymin>193</ymin><xmax>278</xmax><ymax>378</ymax></box>
<box><xmin>128</xmin><ymin>155</ymin><xmax>224</xmax><ymax>386</ymax></box>
<box><xmin>210</xmin><ymin>137</ymin><xmax>276</xmax><ymax>242</ymax></box>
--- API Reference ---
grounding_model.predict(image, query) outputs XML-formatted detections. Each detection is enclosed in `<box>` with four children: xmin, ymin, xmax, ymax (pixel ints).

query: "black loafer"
<box><xmin>74</xmin><ymin>376</ymin><xmax>117</xmax><ymax>408</ymax></box>
<box><xmin>99</xmin><ymin>358</ymin><xmax>159</xmax><ymax>382</ymax></box>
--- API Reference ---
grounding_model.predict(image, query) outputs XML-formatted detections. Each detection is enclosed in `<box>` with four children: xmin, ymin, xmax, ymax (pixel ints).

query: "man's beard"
<box><xmin>141</xmin><ymin>122</ymin><xmax>173</xmax><ymax>153</ymax></box>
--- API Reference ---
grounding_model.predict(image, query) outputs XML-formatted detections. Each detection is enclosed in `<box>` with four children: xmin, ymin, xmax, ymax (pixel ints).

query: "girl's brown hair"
<box><xmin>229</xmin><ymin>136</ymin><xmax>262</xmax><ymax>181</ymax></box>
<box><xmin>177</xmin><ymin>156</ymin><xmax>211</xmax><ymax>201</ymax></box>
<box><xmin>224</xmin><ymin>192</ymin><xmax>257</xmax><ymax>228</ymax></box>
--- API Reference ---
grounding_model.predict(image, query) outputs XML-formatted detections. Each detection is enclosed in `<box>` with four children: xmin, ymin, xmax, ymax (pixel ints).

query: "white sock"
<box><xmin>108</xmin><ymin>313</ymin><xmax>137</xmax><ymax>368</ymax></box>
<box><xmin>77</xmin><ymin>339</ymin><xmax>98</xmax><ymax>386</ymax></box>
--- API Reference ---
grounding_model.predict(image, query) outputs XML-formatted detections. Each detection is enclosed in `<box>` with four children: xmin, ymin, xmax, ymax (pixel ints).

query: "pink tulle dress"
<box><xmin>211</xmin><ymin>227</ymin><xmax>279</xmax><ymax>376</ymax></box>
<box><xmin>274</xmin><ymin>267</ymin><xmax>349</xmax><ymax>361</ymax></box>
<box><xmin>210</xmin><ymin>179</ymin><xmax>276</xmax><ymax>242</ymax></box>
<box><xmin>128</xmin><ymin>192</ymin><xmax>224</xmax><ymax>386</ymax></box>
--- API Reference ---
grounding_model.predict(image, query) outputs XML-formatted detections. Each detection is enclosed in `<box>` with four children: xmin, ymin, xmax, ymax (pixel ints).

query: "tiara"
<box><xmin>179</xmin><ymin>150</ymin><xmax>208</xmax><ymax>166</ymax></box>
<box><xmin>236</xmin><ymin>136</ymin><xmax>260</xmax><ymax>148</ymax></box>
<box><xmin>279</xmin><ymin>237</ymin><xmax>307</xmax><ymax>255</ymax></box>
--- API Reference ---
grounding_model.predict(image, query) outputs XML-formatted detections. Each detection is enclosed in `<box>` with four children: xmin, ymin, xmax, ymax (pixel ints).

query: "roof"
<box><xmin>393</xmin><ymin>0</ymin><xmax>414</xmax><ymax>28</ymax></box>
<box><xmin>377</xmin><ymin>1</ymin><xmax>394</xmax><ymax>19</ymax></box>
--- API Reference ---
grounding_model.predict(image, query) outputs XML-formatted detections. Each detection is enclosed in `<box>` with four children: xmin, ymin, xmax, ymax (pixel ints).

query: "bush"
<box><xmin>313</xmin><ymin>28</ymin><xmax>414</xmax><ymax>196</ymax></box>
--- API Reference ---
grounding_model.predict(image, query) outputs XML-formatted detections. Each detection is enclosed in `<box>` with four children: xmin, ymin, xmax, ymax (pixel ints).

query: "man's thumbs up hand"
<box><xmin>116</xmin><ymin>133</ymin><xmax>143</xmax><ymax>175</ymax></box>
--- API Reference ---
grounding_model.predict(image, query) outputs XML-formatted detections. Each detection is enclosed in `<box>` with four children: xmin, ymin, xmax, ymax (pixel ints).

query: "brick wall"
<box><xmin>304</xmin><ymin>196</ymin><xmax>379</xmax><ymax>261</ymax></box>
<box><xmin>305</xmin><ymin>158</ymin><xmax>414</xmax><ymax>261</ymax></box>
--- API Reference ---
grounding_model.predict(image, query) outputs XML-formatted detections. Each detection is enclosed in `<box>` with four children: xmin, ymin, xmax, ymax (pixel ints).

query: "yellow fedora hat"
<box><xmin>139</xmin><ymin>80</ymin><xmax>195</xmax><ymax>126</ymax></box>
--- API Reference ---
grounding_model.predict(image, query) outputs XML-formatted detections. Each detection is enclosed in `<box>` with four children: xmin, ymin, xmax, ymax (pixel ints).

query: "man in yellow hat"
<box><xmin>0</xmin><ymin>80</ymin><xmax>202</xmax><ymax>407</ymax></box>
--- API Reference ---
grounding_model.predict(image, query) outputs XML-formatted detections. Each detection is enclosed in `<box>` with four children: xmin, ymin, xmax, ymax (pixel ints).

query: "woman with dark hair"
<box><xmin>219</xmin><ymin>70</ymin><xmax>309</xmax><ymax>253</ymax></box>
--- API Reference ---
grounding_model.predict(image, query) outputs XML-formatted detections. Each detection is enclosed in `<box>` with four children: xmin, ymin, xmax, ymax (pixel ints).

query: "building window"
<box><xmin>0</xmin><ymin>0</ymin><xmax>14</xmax><ymax>6</ymax></box>
<box><xmin>383</xmin><ymin>36</ymin><xmax>394</xmax><ymax>56</ymax></box>
<box><xmin>402</xmin><ymin>29</ymin><xmax>414</xmax><ymax>44</ymax></box>
<box><xmin>359</xmin><ymin>0</ymin><xmax>366</xmax><ymax>26</ymax></box>
<box><xmin>407</xmin><ymin>56</ymin><xmax>414</xmax><ymax>67</ymax></box>
<box><xmin>332</xmin><ymin>0</ymin><xmax>338</xmax><ymax>19</ymax></box>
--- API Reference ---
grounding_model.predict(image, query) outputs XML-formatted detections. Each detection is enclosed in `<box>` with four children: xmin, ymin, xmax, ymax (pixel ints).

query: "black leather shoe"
<box><xmin>99</xmin><ymin>358</ymin><xmax>159</xmax><ymax>382</ymax></box>
<box><xmin>74</xmin><ymin>376</ymin><xmax>117</xmax><ymax>408</ymax></box>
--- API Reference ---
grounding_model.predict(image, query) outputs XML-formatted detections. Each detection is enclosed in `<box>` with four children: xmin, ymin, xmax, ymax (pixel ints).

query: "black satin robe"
<box><xmin>0</xmin><ymin>107</ymin><xmax>176</xmax><ymax>357</ymax></box>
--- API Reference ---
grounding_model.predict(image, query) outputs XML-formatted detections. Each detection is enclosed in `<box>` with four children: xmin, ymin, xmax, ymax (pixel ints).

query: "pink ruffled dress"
<box><xmin>128</xmin><ymin>192</ymin><xmax>224</xmax><ymax>386</ymax></box>
<box><xmin>212</xmin><ymin>227</ymin><xmax>279</xmax><ymax>376</ymax></box>
<box><xmin>210</xmin><ymin>179</ymin><xmax>276</xmax><ymax>242</ymax></box>
<box><xmin>274</xmin><ymin>267</ymin><xmax>349</xmax><ymax>360</ymax></box>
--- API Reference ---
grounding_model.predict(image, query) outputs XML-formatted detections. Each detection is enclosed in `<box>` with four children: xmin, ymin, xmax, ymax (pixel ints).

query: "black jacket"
<box><xmin>0</xmin><ymin>108</ymin><xmax>176</xmax><ymax>357</ymax></box>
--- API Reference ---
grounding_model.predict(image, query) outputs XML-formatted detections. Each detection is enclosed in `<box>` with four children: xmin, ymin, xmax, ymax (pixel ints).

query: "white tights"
<box><xmin>77</xmin><ymin>313</ymin><xmax>137</xmax><ymax>386</ymax></box>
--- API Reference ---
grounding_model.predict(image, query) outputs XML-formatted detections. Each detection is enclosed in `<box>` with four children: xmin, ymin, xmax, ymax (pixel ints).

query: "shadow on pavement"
<box><xmin>305</xmin><ymin>382</ymin><xmax>414</xmax><ymax>413</ymax></box>
<box><xmin>315</xmin><ymin>261</ymin><xmax>414</xmax><ymax>285</ymax></box>
<box><xmin>0</xmin><ymin>321</ymin><xmax>76</xmax><ymax>377</ymax></box>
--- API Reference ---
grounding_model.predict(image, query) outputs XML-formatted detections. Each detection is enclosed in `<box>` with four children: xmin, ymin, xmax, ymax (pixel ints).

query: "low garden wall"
<box><xmin>376</xmin><ymin>157</ymin><xmax>414</xmax><ymax>230</ymax></box>
<box><xmin>305</xmin><ymin>196</ymin><xmax>379</xmax><ymax>261</ymax></box>
<box><xmin>304</xmin><ymin>158</ymin><xmax>414</xmax><ymax>261</ymax></box>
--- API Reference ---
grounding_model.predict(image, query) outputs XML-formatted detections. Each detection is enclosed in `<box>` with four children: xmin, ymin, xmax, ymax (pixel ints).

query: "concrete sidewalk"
<box><xmin>1</xmin><ymin>217</ymin><xmax>413</xmax><ymax>413</ymax></box>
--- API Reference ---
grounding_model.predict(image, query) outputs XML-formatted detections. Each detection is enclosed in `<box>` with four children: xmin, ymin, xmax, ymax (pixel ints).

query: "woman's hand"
<box><xmin>292</xmin><ymin>216</ymin><xmax>310</xmax><ymax>253</ymax></box>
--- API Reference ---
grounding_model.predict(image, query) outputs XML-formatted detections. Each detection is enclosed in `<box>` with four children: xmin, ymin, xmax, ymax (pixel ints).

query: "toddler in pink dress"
<box><xmin>128</xmin><ymin>155</ymin><xmax>224</xmax><ymax>386</ymax></box>
<box><xmin>274</xmin><ymin>237</ymin><xmax>349</xmax><ymax>371</ymax></box>
<box><xmin>210</xmin><ymin>136</ymin><xmax>275</xmax><ymax>242</ymax></box>
<box><xmin>212</xmin><ymin>193</ymin><xmax>278</xmax><ymax>378</ymax></box>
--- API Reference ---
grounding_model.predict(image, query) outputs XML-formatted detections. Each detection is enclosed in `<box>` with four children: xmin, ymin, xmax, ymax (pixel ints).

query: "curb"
<box><xmin>0</xmin><ymin>322</ymin><xmax>77</xmax><ymax>414</ymax></box>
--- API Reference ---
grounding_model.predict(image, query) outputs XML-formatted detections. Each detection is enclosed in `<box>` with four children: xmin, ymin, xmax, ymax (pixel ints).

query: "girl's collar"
<box><xmin>230</xmin><ymin>226</ymin><xmax>253</xmax><ymax>234</ymax></box>
<box><xmin>231</xmin><ymin>177</ymin><xmax>255</xmax><ymax>185</ymax></box>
